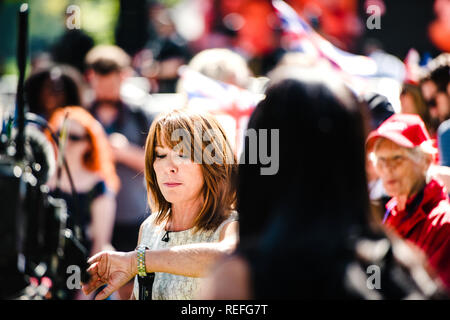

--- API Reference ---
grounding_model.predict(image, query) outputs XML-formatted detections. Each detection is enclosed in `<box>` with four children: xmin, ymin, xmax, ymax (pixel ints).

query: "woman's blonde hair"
<box><xmin>144</xmin><ymin>109</ymin><xmax>237</xmax><ymax>232</ymax></box>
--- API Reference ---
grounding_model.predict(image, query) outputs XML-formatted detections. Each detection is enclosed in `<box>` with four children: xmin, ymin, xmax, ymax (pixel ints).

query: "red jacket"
<box><xmin>384</xmin><ymin>179</ymin><xmax>450</xmax><ymax>291</ymax></box>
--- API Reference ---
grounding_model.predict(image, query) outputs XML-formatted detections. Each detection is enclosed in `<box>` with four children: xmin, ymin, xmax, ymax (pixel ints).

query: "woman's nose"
<box><xmin>168</xmin><ymin>166</ymin><xmax>177</xmax><ymax>173</ymax></box>
<box><xmin>166</xmin><ymin>155</ymin><xmax>178</xmax><ymax>173</ymax></box>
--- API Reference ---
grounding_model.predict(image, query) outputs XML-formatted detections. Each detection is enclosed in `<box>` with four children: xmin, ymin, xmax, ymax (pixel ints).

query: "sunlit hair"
<box><xmin>144</xmin><ymin>109</ymin><xmax>237</xmax><ymax>232</ymax></box>
<box><xmin>48</xmin><ymin>106</ymin><xmax>120</xmax><ymax>193</ymax></box>
<box><xmin>177</xmin><ymin>48</ymin><xmax>252</xmax><ymax>91</ymax></box>
<box><xmin>370</xmin><ymin>137</ymin><xmax>436</xmax><ymax>169</ymax></box>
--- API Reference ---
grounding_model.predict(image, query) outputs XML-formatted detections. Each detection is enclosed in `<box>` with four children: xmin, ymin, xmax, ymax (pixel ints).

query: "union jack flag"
<box><xmin>272</xmin><ymin>0</ymin><xmax>378</xmax><ymax>78</ymax></box>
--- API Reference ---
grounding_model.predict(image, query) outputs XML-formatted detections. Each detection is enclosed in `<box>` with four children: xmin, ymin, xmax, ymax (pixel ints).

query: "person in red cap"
<box><xmin>367</xmin><ymin>113</ymin><xmax>450</xmax><ymax>292</ymax></box>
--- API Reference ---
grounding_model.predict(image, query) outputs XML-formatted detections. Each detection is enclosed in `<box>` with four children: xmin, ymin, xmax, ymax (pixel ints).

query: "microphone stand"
<box><xmin>15</xmin><ymin>3</ymin><xmax>28</xmax><ymax>161</ymax></box>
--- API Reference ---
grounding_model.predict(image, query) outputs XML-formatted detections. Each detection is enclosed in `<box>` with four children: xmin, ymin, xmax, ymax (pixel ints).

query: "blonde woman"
<box><xmin>82</xmin><ymin>109</ymin><xmax>238</xmax><ymax>300</ymax></box>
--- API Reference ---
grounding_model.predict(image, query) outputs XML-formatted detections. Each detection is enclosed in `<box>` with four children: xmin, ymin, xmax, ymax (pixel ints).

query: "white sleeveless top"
<box><xmin>133</xmin><ymin>211</ymin><xmax>238</xmax><ymax>300</ymax></box>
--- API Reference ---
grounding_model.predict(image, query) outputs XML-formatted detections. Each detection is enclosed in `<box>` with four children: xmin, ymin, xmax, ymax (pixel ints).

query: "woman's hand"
<box><xmin>82</xmin><ymin>250</ymin><xmax>137</xmax><ymax>300</ymax></box>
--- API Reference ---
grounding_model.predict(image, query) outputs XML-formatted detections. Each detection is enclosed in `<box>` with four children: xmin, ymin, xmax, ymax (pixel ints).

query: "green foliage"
<box><xmin>79</xmin><ymin>0</ymin><xmax>120</xmax><ymax>45</ymax></box>
<box><xmin>0</xmin><ymin>0</ymin><xmax>120</xmax><ymax>75</ymax></box>
<box><xmin>159</xmin><ymin>0</ymin><xmax>182</xmax><ymax>8</ymax></box>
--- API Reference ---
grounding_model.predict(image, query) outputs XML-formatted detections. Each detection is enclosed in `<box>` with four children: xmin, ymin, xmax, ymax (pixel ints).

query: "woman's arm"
<box><xmin>82</xmin><ymin>221</ymin><xmax>239</xmax><ymax>300</ymax></box>
<box><xmin>109</xmin><ymin>133</ymin><xmax>146</xmax><ymax>173</ymax></box>
<box><xmin>89</xmin><ymin>193</ymin><xmax>116</xmax><ymax>255</ymax></box>
<box><xmin>144</xmin><ymin>221</ymin><xmax>239</xmax><ymax>278</ymax></box>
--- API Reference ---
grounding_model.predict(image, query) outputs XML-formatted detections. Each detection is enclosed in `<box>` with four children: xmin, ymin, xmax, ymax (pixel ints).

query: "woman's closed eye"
<box><xmin>178</xmin><ymin>153</ymin><xmax>189</xmax><ymax>159</ymax></box>
<box><xmin>155</xmin><ymin>153</ymin><xmax>167</xmax><ymax>159</ymax></box>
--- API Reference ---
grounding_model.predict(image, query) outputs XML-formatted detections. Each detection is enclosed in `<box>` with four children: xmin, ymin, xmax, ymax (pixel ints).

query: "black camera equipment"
<box><xmin>0</xmin><ymin>4</ymin><xmax>90</xmax><ymax>300</ymax></box>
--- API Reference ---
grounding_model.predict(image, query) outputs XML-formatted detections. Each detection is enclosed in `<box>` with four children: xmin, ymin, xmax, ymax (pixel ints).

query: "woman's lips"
<box><xmin>164</xmin><ymin>182</ymin><xmax>182</xmax><ymax>188</ymax></box>
<box><xmin>386</xmin><ymin>179</ymin><xmax>397</xmax><ymax>185</ymax></box>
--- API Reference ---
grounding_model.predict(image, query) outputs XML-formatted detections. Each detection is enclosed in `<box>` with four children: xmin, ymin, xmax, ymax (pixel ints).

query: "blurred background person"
<box><xmin>134</xmin><ymin>1</ymin><xmax>192</xmax><ymax>94</ymax></box>
<box><xmin>47</xmin><ymin>106</ymin><xmax>119</xmax><ymax>299</ymax></box>
<box><xmin>85</xmin><ymin>44</ymin><xmax>154</xmax><ymax>299</ymax></box>
<box><xmin>419</xmin><ymin>54</ymin><xmax>450</xmax><ymax>136</ymax></box>
<box><xmin>182</xmin><ymin>48</ymin><xmax>252</xmax><ymax>89</ymax></box>
<box><xmin>48</xmin><ymin>106</ymin><xmax>119</xmax><ymax>256</ymax></box>
<box><xmin>400</xmin><ymin>83</ymin><xmax>432</xmax><ymax>134</ymax></box>
<box><xmin>367</xmin><ymin>113</ymin><xmax>450</xmax><ymax>292</ymax></box>
<box><xmin>201</xmin><ymin>67</ymin><xmax>447</xmax><ymax>299</ymax></box>
<box><xmin>24</xmin><ymin>64</ymin><xmax>85</xmax><ymax>120</ymax></box>
<box><xmin>50</xmin><ymin>9</ymin><xmax>95</xmax><ymax>74</ymax></box>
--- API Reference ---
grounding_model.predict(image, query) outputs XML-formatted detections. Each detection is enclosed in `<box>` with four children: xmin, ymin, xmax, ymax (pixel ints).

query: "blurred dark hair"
<box><xmin>423</xmin><ymin>53</ymin><xmax>450</xmax><ymax>93</ymax></box>
<box><xmin>429</xmin><ymin>65</ymin><xmax>450</xmax><ymax>93</ymax></box>
<box><xmin>237</xmin><ymin>67</ymin><xmax>374</xmax><ymax>245</ymax></box>
<box><xmin>24</xmin><ymin>64</ymin><xmax>84</xmax><ymax>119</ymax></box>
<box><xmin>88</xmin><ymin>60</ymin><xmax>122</xmax><ymax>75</ymax></box>
<box><xmin>363</xmin><ymin>92</ymin><xmax>395</xmax><ymax>130</ymax></box>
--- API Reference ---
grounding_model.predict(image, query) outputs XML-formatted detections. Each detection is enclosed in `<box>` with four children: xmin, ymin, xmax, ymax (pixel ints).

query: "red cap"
<box><xmin>366</xmin><ymin>113</ymin><xmax>434</xmax><ymax>152</ymax></box>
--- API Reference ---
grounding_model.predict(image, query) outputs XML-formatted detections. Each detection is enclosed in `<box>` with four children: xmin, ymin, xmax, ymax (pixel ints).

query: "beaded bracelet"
<box><xmin>136</xmin><ymin>245</ymin><xmax>148</xmax><ymax>277</ymax></box>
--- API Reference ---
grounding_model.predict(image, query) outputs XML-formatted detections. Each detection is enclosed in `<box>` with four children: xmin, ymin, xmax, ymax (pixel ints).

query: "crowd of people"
<box><xmin>1</xmin><ymin>0</ymin><xmax>450</xmax><ymax>300</ymax></box>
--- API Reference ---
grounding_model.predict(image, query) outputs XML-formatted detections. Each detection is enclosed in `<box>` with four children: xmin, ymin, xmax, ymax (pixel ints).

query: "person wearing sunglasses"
<box><xmin>419</xmin><ymin>54</ymin><xmax>450</xmax><ymax>135</ymax></box>
<box><xmin>47</xmin><ymin>106</ymin><xmax>120</xmax><ymax>272</ymax></box>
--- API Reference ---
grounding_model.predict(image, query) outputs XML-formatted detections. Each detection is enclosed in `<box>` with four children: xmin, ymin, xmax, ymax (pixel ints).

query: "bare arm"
<box><xmin>82</xmin><ymin>221</ymin><xmax>239</xmax><ymax>300</ymax></box>
<box><xmin>144</xmin><ymin>221</ymin><xmax>239</xmax><ymax>278</ymax></box>
<box><xmin>89</xmin><ymin>193</ymin><xmax>116</xmax><ymax>255</ymax></box>
<box><xmin>109</xmin><ymin>133</ymin><xmax>145</xmax><ymax>172</ymax></box>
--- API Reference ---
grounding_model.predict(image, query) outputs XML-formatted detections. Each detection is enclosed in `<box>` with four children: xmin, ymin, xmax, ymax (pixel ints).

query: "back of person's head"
<box><xmin>25</xmin><ymin>64</ymin><xmax>84</xmax><ymax>119</ymax></box>
<box><xmin>85</xmin><ymin>45</ymin><xmax>131</xmax><ymax>75</ymax></box>
<box><xmin>184</xmin><ymin>48</ymin><xmax>251</xmax><ymax>88</ymax></box>
<box><xmin>274</xmin><ymin>52</ymin><xmax>331</xmax><ymax>71</ymax></box>
<box><xmin>363</xmin><ymin>92</ymin><xmax>395</xmax><ymax>130</ymax></box>
<box><xmin>238</xmin><ymin>65</ymin><xmax>372</xmax><ymax>245</ymax></box>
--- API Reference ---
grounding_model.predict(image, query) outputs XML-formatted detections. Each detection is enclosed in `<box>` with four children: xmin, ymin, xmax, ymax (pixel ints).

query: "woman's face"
<box><xmin>40</xmin><ymin>79</ymin><xmax>66</xmax><ymax>115</ymax></box>
<box><xmin>58</xmin><ymin>119</ymin><xmax>90</xmax><ymax>162</ymax></box>
<box><xmin>153</xmin><ymin>144</ymin><xmax>205</xmax><ymax>205</ymax></box>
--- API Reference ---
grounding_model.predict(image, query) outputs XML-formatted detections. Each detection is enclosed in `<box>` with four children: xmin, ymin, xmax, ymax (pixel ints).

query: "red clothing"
<box><xmin>385</xmin><ymin>179</ymin><xmax>450</xmax><ymax>291</ymax></box>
